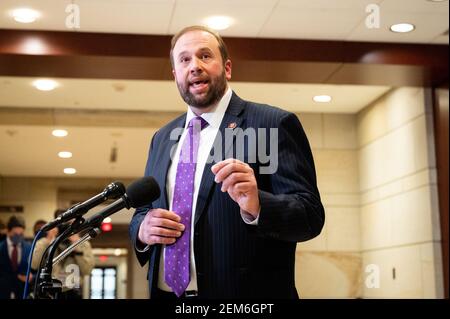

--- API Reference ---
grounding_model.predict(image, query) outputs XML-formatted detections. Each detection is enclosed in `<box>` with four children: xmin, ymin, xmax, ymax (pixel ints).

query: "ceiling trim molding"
<box><xmin>0</xmin><ymin>106</ymin><xmax>182</xmax><ymax>127</ymax></box>
<box><xmin>0</xmin><ymin>29</ymin><xmax>447</xmax><ymax>86</ymax></box>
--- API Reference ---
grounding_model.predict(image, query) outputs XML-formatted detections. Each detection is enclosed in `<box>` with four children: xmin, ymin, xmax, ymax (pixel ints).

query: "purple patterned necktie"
<box><xmin>165</xmin><ymin>116</ymin><xmax>208</xmax><ymax>297</ymax></box>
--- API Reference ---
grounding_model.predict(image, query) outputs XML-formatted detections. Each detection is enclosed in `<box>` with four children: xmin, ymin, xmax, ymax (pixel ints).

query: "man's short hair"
<box><xmin>7</xmin><ymin>215</ymin><xmax>26</xmax><ymax>231</ymax></box>
<box><xmin>170</xmin><ymin>25</ymin><xmax>230</xmax><ymax>67</ymax></box>
<box><xmin>33</xmin><ymin>219</ymin><xmax>47</xmax><ymax>232</ymax></box>
<box><xmin>54</xmin><ymin>209</ymin><xmax>66</xmax><ymax>219</ymax></box>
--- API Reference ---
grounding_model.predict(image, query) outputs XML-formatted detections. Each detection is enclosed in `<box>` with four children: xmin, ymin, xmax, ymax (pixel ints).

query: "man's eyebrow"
<box><xmin>198</xmin><ymin>47</ymin><xmax>213</xmax><ymax>53</ymax></box>
<box><xmin>177</xmin><ymin>47</ymin><xmax>213</xmax><ymax>57</ymax></box>
<box><xmin>177</xmin><ymin>50</ymin><xmax>188</xmax><ymax>58</ymax></box>
<box><xmin>177</xmin><ymin>47</ymin><xmax>213</xmax><ymax>59</ymax></box>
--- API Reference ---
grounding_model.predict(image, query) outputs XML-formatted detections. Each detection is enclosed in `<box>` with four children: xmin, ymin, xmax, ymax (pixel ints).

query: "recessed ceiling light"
<box><xmin>58</xmin><ymin>151</ymin><xmax>72</xmax><ymax>159</ymax></box>
<box><xmin>114</xmin><ymin>249</ymin><xmax>122</xmax><ymax>256</ymax></box>
<box><xmin>104</xmin><ymin>217</ymin><xmax>112</xmax><ymax>224</ymax></box>
<box><xmin>313</xmin><ymin>95</ymin><xmax>332</xmax><ymax>103</ymax></box>
<box><xmin>11</xmin><ymin>8</ymin><xmax>40</xmax><ymax>24</ymax></box>
<box><xmin>63</xmin><ymin>168</ymin><xmax>77</xmax><ymax>175</ymax></box>
<box><xmin>52</xmin><ymin>129</ymin><xmax>68</xmax><ymax>137</ymax></box>
<box><xmin>203</xmin><ymin>16</ymin><xmax>234</xmax><ymax>30</ymax></box>
<box><xmin>390</xmin><ymin>23</ymin><xmax>415</xmax><ymax>33</ymax></box>
<box><xmin>33</xmin><ymin>79</ymin><xmax>58</xmax><ymax>91</ymax></box>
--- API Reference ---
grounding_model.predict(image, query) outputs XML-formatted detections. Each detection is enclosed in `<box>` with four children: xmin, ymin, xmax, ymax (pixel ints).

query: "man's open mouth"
<box><xmin>190</xmin><ymin>80</ymin><xmax>209</xmax><ymax>88</ymax></box>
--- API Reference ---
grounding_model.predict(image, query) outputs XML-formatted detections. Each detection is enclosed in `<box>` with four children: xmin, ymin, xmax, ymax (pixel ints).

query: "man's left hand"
<box><xmin>69</xmin><ymin>233</ymin><xmax>81</xmax><ymax>243</ymax></box>
<box><xmin>17</xmin><ymin>274</ymin><xmax>32</xmax><ymax>283</ymax></box>
<box><xmin>212</xmin><ymin>159</ymin><xmax>260</xmax><ymax>218</ymax></box>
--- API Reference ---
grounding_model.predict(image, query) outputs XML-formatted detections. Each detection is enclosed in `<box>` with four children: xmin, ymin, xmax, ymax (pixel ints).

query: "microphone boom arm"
<box><xmin>71</xmin><ymin>193</ymin><xmax>132</xmax><ymax>235</ymax></box>
<box><xmin>53</xmin><ymin>228</ymin><xmax>101</xmax><ymax>268</ymax></box>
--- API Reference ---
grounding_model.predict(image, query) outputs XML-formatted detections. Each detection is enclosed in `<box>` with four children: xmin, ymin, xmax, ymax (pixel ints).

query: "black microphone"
<box><xmin>80</xmin><ymin>176</ymin><xmax>160</xmax><ymax>229</ymax></box>
<box><xmin>41</xmin><ymin>181</ymin><xmax>126</xmax><ymax>231</ymax></box>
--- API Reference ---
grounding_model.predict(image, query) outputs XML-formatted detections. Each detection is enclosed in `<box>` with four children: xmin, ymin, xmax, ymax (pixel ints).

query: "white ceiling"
<box><xmin>0</xmin><ymin>125</ymin><xmax>155</xmax><ymax>178</ymax></box>
<box><xmin>0</xmin><ymin>76</ymin><xmax>391</xmax><ymax>113</ymax></box>
<box><xmin>0</xmin><ymin>0</ymin><xmax>448</xmax><ymax>44</ymax></box>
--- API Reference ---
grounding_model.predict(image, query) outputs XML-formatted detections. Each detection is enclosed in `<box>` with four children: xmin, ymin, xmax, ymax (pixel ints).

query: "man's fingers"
<box><xmin>211</xmin><ymin>158</ymin><xmax>247</xmax><ymax>174</ymax></box>
<box><xmin>154</xmin><ymin>218</ymin><xmax>185</xmax><ymax>231</ymax></box>
<box><xmin>211</xmin><ymin>158</ymin><xmax>237</xmax><ymax>174</ymax></box>
<box><xmin>231</xmin><ymin>181</ymin><xmax>252</xmax><ymax>193</ymax></box>
<box><xmin>220</xmin><ymin>172</ymin><xmax>249</xmax><ymax>192</ymax></box>
<box><xmin>149</xmin><ymin>236</ymin><xmax>176</xmax><ymax>245</ymax></box>
<box><xmin>140</xmin><ymin>225</ymin><xmax>182</xmax><ymax>245</ymax></box>
<box><xmin>148</xmin><ymin>209</ymin><xmax>185</xmax><ymax>231</ymax></box>
<box><xmin>150</xmin><ymin>226</ymin><xmax>182</xmax><ymax>238</ymax></box>
<box><xmin>149</xmin><ymin>208</ymin><xmax>181</xmax><ymax>222</ymax></box>
<box><xmin>213</xmin><ymin>161</ymin><xmax>251</xmax><ymax>183</ymax></box>
<box><xmin>138</xmin><ymin>208</ymin><xmax>186</xmax><ymax>245</ymax></box>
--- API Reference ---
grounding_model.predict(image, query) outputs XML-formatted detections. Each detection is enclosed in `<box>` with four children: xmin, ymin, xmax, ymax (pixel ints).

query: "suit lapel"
<box><xmin>194</xmin><ymin>92</ymin><xmax>246</xmax><ymax>225</ymax></box>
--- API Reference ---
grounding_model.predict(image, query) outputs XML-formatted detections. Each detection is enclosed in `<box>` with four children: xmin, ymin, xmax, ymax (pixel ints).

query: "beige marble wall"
<box><xmin>357</xmin><ymin>87</ymin><xmax>443</xmax><ymax>298</ymax></box>
<box><xmin>295</xmin><ymin>113</ymin><xmax>361</xmax><ymax>298</ymax></box>
<box><xmin>294</xmin><ymin>87</ymin><xmax>443</xmax><ymax>299</ymax></box>
<box><xmin>0</xmin><ymin>177</ymin><xmax>58</xmax><ymax>237</ymax></box>
<box><xmin>296</xmin><ymin>251</ymin><xmax>362</xmax><ymax>298</ymax></box>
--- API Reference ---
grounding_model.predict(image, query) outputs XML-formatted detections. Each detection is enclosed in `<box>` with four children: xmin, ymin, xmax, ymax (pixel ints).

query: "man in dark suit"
<box><xmin>129</xmin><ymin>25</ymin><xmax>325</xmax><ymax>299</ymax></box>
<box><xmin>0</xmin><ymin>219</ymin><xmax>6</xmax><ymax>243</ymax></box>
<box><xmin>0</xmin><ymin>216</ymin><xmax>32</xmax><ymax>299</ymax></box>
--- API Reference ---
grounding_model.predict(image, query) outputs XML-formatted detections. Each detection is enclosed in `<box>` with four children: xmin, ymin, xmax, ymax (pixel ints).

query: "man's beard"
<box><xmin>177</xmin><ymin>69</ymin><xmax>227</xmax><ymax>109</ymax></box>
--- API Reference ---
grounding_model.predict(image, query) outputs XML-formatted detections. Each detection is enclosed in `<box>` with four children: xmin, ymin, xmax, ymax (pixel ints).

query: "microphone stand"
<box><xmin>35</xmin><ymin>216</ymin><xmax>85</xmax><ymax>299</ymax></box>
<box><xmin>34</xmin><ymin>193</ymin><xmax>133</xmax><ymax>299</ymax></box>
<box><xmin>53</xmin><ymin>228</ymin><xmax>100</xmax><ymax>267</ymax></box>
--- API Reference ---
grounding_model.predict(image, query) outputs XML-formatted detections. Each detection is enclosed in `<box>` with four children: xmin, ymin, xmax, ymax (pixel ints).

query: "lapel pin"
<box><xmin>227</xmin><ymin>122</ymin><xmax>237</xmax><ymax>129</ymax></box>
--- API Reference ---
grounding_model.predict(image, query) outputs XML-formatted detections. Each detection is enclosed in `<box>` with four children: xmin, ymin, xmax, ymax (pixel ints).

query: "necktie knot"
<box><xmin>188</xmin><ymin>116</ymin><xmax>208</xmax><ymax>130</ymax></box>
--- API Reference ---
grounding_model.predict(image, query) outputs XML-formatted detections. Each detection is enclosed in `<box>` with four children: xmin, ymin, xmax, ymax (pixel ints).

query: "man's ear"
<box><xmin>225</xmin><ymin>59</ymin><xmax>232</xmax><ymax>80</ymax></box>
<box><xmin>172</xmin><ymin>69</ymin><xmax>176</xmax><ymax>79</ymax></box>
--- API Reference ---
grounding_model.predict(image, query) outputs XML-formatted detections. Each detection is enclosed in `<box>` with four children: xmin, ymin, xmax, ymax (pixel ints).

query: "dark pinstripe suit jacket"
<box><xmin>129</xmin><ymin>92</ymin><xmax>325</xmax><ymax>299</ymax></box>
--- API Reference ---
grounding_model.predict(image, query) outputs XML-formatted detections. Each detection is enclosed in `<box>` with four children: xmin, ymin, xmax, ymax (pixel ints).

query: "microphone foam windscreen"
<box><xmin>126</xmin><ymin>176</ymin><xmax>161</xmax><ymax>208</ymax></box>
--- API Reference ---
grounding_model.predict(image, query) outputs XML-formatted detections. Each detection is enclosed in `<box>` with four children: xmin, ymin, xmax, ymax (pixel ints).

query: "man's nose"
<box><xmin>189</xmin><ymin>57</ymin><xmax>203</xmax><ymax>74</ymax></box>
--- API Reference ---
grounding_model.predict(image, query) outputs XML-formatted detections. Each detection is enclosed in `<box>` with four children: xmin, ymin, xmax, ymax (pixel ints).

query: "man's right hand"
<box><xmin>137</xmin><ymin>208</ymin><xmax>185</xmax><ymax>246</ymax></box>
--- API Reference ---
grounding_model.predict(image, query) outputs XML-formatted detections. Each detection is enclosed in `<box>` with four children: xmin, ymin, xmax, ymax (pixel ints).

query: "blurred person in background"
<box><xmin>0</xmin><ymin>216</ymin><xmax>32</xmax><ymax>299</ymax></box>
<box><xmin>0</xmin><ymin>219</ymin><xmax>7</xmax><ymax>242</ymax></box>
<box><xmin>32</xmin><ymin>219</ymin><xmax>48</xmax><ymax>241</ymax></box>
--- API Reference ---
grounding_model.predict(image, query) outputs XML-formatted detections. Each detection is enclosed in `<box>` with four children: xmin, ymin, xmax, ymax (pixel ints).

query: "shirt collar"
<box><xmin>6</xmin><ymin>236</ymin><xmax>22</xmax><ymax>248</ymax></box>
<box><xmin>185</xmin><ymin>87</ymin><xmax>232</xmax><ymax>129</ymax></box>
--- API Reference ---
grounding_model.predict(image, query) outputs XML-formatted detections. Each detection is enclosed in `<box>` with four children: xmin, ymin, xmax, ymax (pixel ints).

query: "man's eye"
<box><xmin>201</xmin><ymin>54</ymin><xmax>210</xmax><ymax>59</ymax></box>
<box><xmin>180</xmin><ymin>57</ymin><xmax>190</xmax><ymax>63</ymax></box>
